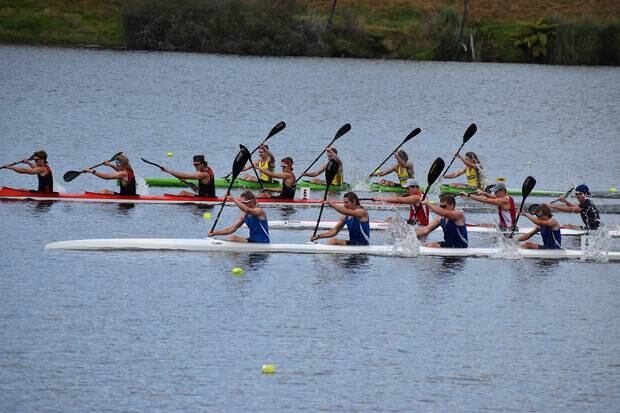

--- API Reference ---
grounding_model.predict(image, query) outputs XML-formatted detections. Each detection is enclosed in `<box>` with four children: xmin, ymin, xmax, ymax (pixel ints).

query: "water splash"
<box><xmin>580</xmin><ymin>226</ymin><xmax>612</xmax><ymax>263</ymax></box>
<box><xmin>385</xmin><ymin>212</ymin><xmax>420</xmax><ymax>257</ymax></box>
<box><xmin>491</xmin><ymin>228</ymin><xmax>522</xmax><ymax>259</ymax></box>
<box><xmin>136</xmin><ymin>175</ymin><xmax>149</xmax><ymax>195</ymax></box>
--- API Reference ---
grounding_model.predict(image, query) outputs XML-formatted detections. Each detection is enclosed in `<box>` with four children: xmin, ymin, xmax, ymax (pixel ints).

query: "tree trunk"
<box><xmin>327</xmin><ymin>0</ymin><xmax>337</xmax><ymax>29</ymax></box>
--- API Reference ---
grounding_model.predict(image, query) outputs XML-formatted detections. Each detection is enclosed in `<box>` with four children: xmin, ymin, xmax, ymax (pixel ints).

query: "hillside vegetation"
<box><xmin>1</xmin><ymin>0</ymin><xmax>619</xmax><ymax>65</ymax></box>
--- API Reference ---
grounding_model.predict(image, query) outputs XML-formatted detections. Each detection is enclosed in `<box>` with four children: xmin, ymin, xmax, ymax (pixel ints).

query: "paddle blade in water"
<box><xmin>521</xmin><ymin>176</ymin><xmax>537</xmax><ymax>199</ymax></box>
<box><xmin>63</xmin><ymin>170</ymin><xmax>82</xmax><ymax>182</ymax></box>
<box><xmin>463</xmin><ymin>123</ymin><xmax>477</xmax><ymax>143</ymax></box>
<box><xmin>427</xmin><ymin>157</ymin><xmax>446</xmax><ymax>187</ymax></box>
<box><xmin>333</xmin><ymin>123</ymin><xmax>352</xmax><ymax>141</ymax></box>
<box><xmin>404</xmin><ymin>127</ymin><xmax>421</xmax><ymax>142</ymax></box>
<box><xmin>267</xmin><ymin>121</ymin><xmax>286</xmax><ymax>138</ymax></box>
<box><xmin>325</xmin><ymin>160</ymin><xmax>339</xmax><ymax>186</ymax></box>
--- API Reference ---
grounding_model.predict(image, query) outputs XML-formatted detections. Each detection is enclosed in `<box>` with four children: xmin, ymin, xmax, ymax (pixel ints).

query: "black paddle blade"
<box><xmin>463</xmin><ymin>123</ymin><xmax>477</xmax><ymax>143</ymax></box>
<box><xmin>325</xmin><ymin>160</ymin><xmax>339</xmax><ymax>186</ymax></box>
<box><xmin>63</xmin><ymin>170</ymin><xmax>82</xmax><ymax>182</ymax></box>
<box><xmin>267</xmin><ymin>121</ymin><xmax>286</xmax><ymax>138</ymax></box>
<box><xmin>333</xmin><ymin>123</ymin><xmax>352</xmax><ymax>141</ymax></box>
<box><xmin>231</xmin><ymin>145</ymin><xmax>252</xmax><ymax>178</ymax></box>
<box><xmin>427</xmin><ymin>157</ymin><xmax>446</xmax><ymax>187</ymax></box>
<box><xmin>521</xmin><ymin>176</ymin><xmax>537</xmax><ymax>199</ymax></box>
<box><xmin>110</xmin><ymin>152</ymin><xmax>123</xmax><ymax>162</ymax></box>
<box><xmin>404</xmin><ymin>127</ymin><xmax>422</xmax><ymax>142</ymax></box>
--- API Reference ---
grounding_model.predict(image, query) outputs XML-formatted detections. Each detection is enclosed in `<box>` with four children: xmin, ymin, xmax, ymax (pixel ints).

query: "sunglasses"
<box><xmin>193</xmin><ymin>162</ymin><xmax>200</xmax><ymax>166</ymax></box>
<box><xmin>439</xmin><ymin>204</ymin><xmax>447</xmax><ymax>208</ymax></box>
<box><xmin>575</xmin><ymin>192</ymin><xmax>583</xmax><ymax>196</ymax></box>
<box><xmin>32</xmin><ymin>158</ymin><xmax>41</xmax><ymax>161</ymax></box>
<box><xmin>241</xmin><ymin>199</ymin><xmax>253</xmax><ymax>204</ymax></box>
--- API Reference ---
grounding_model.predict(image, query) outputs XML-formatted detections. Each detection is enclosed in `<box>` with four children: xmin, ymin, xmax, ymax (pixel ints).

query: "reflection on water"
<box><xmin>33</xmin><ymin>200</ymin><xmax>54</xmax><ymax>213</ymax></box>
<box><xmin>242</xmin><ymin>253</ymin><xmax>270</xmax><ymax>270</ymax></box>
<box><xmin>117</xmin><ymin>203</ymin><xmax>136</xmax><ymax>213</ymax></box>
<box><xmin>277</xmin><ymin>206</ymin><xmax>297</xmax><ymax>219</ymax></box>
<box><xmin>336</xmin><ymin>253</ymin><xmax>370</xmax><ymax>270</ymax></box>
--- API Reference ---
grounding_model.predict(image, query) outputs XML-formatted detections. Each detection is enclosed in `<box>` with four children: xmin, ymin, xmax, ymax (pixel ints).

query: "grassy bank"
<box><xmin>1</xmin><ymin>0</ymin><xmax>619</xmax><ymax>65</ymax></box>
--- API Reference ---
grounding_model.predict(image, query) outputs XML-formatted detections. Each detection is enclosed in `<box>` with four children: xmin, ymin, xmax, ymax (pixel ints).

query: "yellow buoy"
<box><xmin>261</xmin><ymin>364</ymin><xmax>276</xmax><ymax>374</ymax></box>
<box><xmin>496</xmin><ymin>177</ymin><xmax>506</xmax><ymax>182</ymax></box>
<box><xmin>203</xmin><ymin>212</ymin><xmax>212</xmax><ymax>219</ymax></box>
<box><xmin>609</xmin><ymin>186</ymin><xmax>618</xmax><ymax>193</ymax></box>
<box><xmin>231</xmin><ymin>267</ymin><xmax>244</xmax><ymax>276</ymax></box>
<box><xmin>167</xmin><ymin>152</ymin><xmax>174</xmax><ymax>157</ymax></box>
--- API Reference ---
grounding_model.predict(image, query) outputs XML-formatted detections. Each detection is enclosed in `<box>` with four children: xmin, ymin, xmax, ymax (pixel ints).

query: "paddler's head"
<box><xmin>439</xmin><ymin>194</ymin><xmax>456</xmax><ymax>211</ymax></box>
<box><xmin>396</xmin><ymin>150</ymin><xmax>408</xmax><ymax>161</ymax></box>
<box><xmin>193</xmin><ymin>155</ymin><xmax>207</xmax><ymax>170</ymax></box>
<box><xmin>280</xmin><ymin>157</ymin><xmax>293</xmax><ymax>171</ymax></box>
<box><xmin>114</xmin><ymin>154</ymin><xmax>131</xmax><ymax>170</ymax></box>
<box><xmin>533</xmin><ymin>204</ymin><xmax>552</xmax><ymax>219</ymax></box>
<box><xmin>326</xmin><ymin>147</ymin><xmax>338</xmax><ymax>160</ymax></box>
<box><xmin>343</xmin><ymin>191</ymin><xmax>362</xmax><ymax>210</ymax></box>
<box><xmin>575</xmin><ymin>184</ymin><xmax>590</xmax><ymax>201</ymax></box>
<box><xmin>31</xmin><ymin>150</ymin><xmax>48</xmax><ymax>165</ymax></box>
<box><xmin>491</xmin><ymin>181</ymin><xmax>507</xmax><ymax>196</ymax></box>
<box><xmin>258</xmin><ymin>144</ymin><xmax>269</xmax><ymax>159</ymax></box>
<box><xmin>403</xmin><ymin>178</ymin><xmax>420</xmax><ymax>195</ymax></box>
<box><xmin>240</xmin><ymin>190</ymin><xmax>257</xmax><ymax>207</ymax></box>
<box><xmin>465</xmin><ymin>151</ymin><xmax>480</xmax><ymax>165</ymax></box>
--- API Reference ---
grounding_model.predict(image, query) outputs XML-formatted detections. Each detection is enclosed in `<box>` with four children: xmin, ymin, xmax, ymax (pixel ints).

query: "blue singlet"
<box><xmin>439</xmin><ymin>217</ymin><xmax>468</xmax><ymax>248</ymax></box>
<box><xmin>344</xmin><ymin>215</ymin><xmax>370</xmax><ymax>246</ymax></box>
<box><xmin>244</xmin><ymin>214</ymin><xmax>270</xmax><ymax>243</ymax></box>
<box><xmin>539</xmin><ymin>226</ymin><xmax>562</xmax><ymax>249</ymax></box>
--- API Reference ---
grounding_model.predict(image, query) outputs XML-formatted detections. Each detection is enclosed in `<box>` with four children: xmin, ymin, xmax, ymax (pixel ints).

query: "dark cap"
<box><xmin>575</xmin><ymin>184</ymin><xmax>590</xmax><ymax>195</ymax></box>
<box><xmin>193</xmin><ymin>155</ymin><xmax>206</xmax><ymax>164</ymax></box>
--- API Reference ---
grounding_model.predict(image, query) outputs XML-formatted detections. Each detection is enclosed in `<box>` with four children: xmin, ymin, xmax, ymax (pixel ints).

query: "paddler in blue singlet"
<box><xmin>208</xmin><ymin>191</ymin><xmax>270</xmax><ymax>243</ymax></box>
<box><xmin>443</xmin><ymin>151</ymin><xmax>484</xmax><ymax>190</ymax></box>
<box><xmin>161</xmin><ymin>155</ymin><xmax>215</xmax><ymax>197</ymax></box>
<box><xmin>518</xmin><ymin>204</ymin><xmax>562</xmax><ymax>249</ymax></box>
<box><xmin>84</xmin><ymin>153</ymin><xmax>137</xmax><ymax>196</ymax></box>
<box><xmin>415</xmin><ymin>194</ymin><xmax>468</xmax><ymax>248</ymax></box>
<box><xmin>2</xmin><ymin>150</ymin><xmax>54</xmax><ymax>193</ymax></box>
<box><xmin>258</xmin><ymin>157</ymin><xmax>296</xmax><ymax>199</ymax></box>
<box><xmin>311</xmin><ymin>192</ymin><xmax>370</xmax><ymax>245</ymax></box>
<box><xmin>302</xmin><ymin>147</ymin><xmax>344</xmax><ymax>187</ymax></box>
<box><xmin>240</xmin><ymin>144</ymin><xmax>275</xmax><ymax>183</ymax></box>
<box><xmin>461</xmin><ymin>181</ymin><xmax>517</xmax><ymax>230</ymax></box>
<box><xmin>371</xmin><ymin>149</ymin><xmax>414</xmax><ymax>187</ymax></box>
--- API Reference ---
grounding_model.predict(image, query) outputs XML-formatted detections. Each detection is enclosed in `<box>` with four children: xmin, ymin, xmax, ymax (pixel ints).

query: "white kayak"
<box><xmin>45</xmin><ymin>238</ymin><xmax>620</xmax><ymax>261</ymax></box>
<box><xmin>269</xmin><ymin>220</ymin><xmax>620</xmax><ymax>237</ymax></box>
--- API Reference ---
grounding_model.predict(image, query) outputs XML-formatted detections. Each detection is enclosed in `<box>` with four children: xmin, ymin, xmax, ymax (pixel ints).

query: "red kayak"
<box><xmin>0</xmin><ymin>187</ymin><xmax>406</xmax><ymax>209</ymax></box>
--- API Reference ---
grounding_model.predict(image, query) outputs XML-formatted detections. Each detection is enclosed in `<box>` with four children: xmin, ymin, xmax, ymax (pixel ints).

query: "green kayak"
<box><xmin>369</xmin><ymin>183</ymin><xmax>566</xmax><ymax>197</ymax></box>
<box><xmin>140</xmin><ymin>177</ymin><xmax>350</xmax><ymax>192</ymax></box>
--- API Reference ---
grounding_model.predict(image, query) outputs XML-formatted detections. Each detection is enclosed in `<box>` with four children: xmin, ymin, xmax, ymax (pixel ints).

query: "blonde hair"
<box><xmin>115</xmin><ymin>154</ymin><xmax>131</xmax><ymax>169</ymax></box>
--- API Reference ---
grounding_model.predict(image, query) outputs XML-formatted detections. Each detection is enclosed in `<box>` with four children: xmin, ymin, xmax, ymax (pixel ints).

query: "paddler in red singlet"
<box><xmin>2</xmin><ymin>150</ymin><xmax>54</xmax><ymax>193</ymax></box>
<box><xmin>461</xmin><ymin>181</ymin><xmax>517</xmax><ymax>230</ymax></box>
<box><xmin>161</xmin><ymin>155</ymin><xmax>215</xmax><ymax>197</ymax></box>
<box><xmin>371</xmin><ymin>179</ymin><xmax>430</xmax><ymax>227</ymax></box>
<box><xmin>84</xmin><ymin>153</ymin><xmax>137</xmax><ymax>196</ymax></box>
<box><xmin>241</xmin><ymin>144</ymin><xmax>275</xmax><ymax>183</ymax></box>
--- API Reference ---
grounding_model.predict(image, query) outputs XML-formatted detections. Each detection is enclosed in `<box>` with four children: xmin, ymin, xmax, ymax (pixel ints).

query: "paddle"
<box><xmin>210</xmin><ymin>145</ymin><xmax>251</xmax><ymax>234</ymax></box>
<box><xmin>141</xmin><ymin>158</ymin><xmax>199</xmax><ymax>193</ymax></box>
<box><xmin>442</xmin><ymin>123</ymin><xmax>477</xmax><ymax>177</ymax></box>
<box><xmin>312</xmin><ymin>160</ymin><xmax>340</xmax><ymax>240</ymax></box>
<box><xmin>410</xmin><ymin>157</ymin><xmax>446</xmax><ymax>224</ymax></box>
<box><xmin>296</xmin><ymin>123</ymin><xmax>351</xmax><ymax>183</ymax></box>
<box><xmin>368</xmin><ymin>128</ymin><xmax>421</xmax><ymax>178</ymax></box>
<box><xmin>509</xmin><ymin>176</ymin><xmax>537</xmax><ymax>238</ymax></box>
<box><xmin>223</xmin><ymin>121</ymin><xmax>286</xmax><ymax>180</ymax></box>
<box><xmin>550</xmin><ymin>186</ymin><xmax>575</xmax><ymax>204</ymax></box>
<box><xmin>0</xmin><ymin>156</ymin><xmax>34</xmax><ymax>170</ymax></box>
<box><xmin>63</xmin><ymin>152</ymin><xmax>123</xmax><ymax>182</ymax></box>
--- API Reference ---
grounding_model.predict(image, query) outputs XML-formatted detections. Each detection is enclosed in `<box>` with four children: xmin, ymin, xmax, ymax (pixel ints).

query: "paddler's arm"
<box><xmin>103</xmin><ymin>160</ymin><xmax>120</xmax><ymax>171</ymax></box>
<box><xmin>373</xmin><ymin>164</ymin><xmax>396</xmax><ymax>177</ymax></box>
<box><xmin>443</xmin><ymin>165</ymin><xmax>466</xmax><ymax>179</ymax></box>
<box><xmin>462</xmin><ymin>192</ymin><xmax>505</xmax><ymax>206</ymax></box>
<box><xmin>86</xmin><ymin>169</ymin><xmax>126</xmax><ymax>180</ymax></box>
<box><xmin>231</xmin><ymin>196</ymin><xmax>266</xmax><ymax>218</ymax></box>
<box><xmin>311</xmin><ymin>216</ymin><xmax>345</xmax><ymax>241</ymax></box>
<box><xmin>522</xmin><ymin>212</ymin><xmax>558</xmax><ymax>229</ymax></box>
<box><xmin>517</xmin><ymin>226</ymin><xmax>539</xmax><ymax>241</ymax></box>
<box><xmin>458</xmin><ymin>154</ymin><xmax>479</xmax><ymax>169</ymax></box>
<box><xmin>258</xmin><ymin>168</ymin><xmax>290</xmax><ymax>180</ymax></box>
<box><xmin>5</xmin><ymin>164</ymin><xmax>45</xmax><ymax>174</ymax></box>
<box><xmin>209</xmin><ymin>215</ymin><xmax>244</xmax><ymax>236</ymax></box>
<box><xmin>303</xmin><ymin>163</ymin><xmax>327</xmax><ymax>177</ymax></box>
<box><xmin>163</xmin><ymin>168</ymin><xmax>209</xmax><ymax>181</ymax></box>
<box><xmin>371</xmin><ymin>194</ymin><xmax>419</xmax><ymax>204</ymax></box>
<box><xmin>415</xmin><ymin>217</ymin><xmax>440</xmax><ymax>238</ymax></box>
<box><xmin>545</xmin><ymin>200</ymin><xmax>580</xmax><ymax>213</ymax></box>
<box><xmin>425</xmin><ymin>200</ymin><xmax>465</xmax><ymax>224</ymax></box>
<box><xmin>326</xmin><ymin>201</ymin><xmax>367</xmax><ymax>220</ymax></box>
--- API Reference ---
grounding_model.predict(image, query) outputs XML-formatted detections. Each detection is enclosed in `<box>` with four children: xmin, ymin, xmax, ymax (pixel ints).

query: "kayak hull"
<box><xmin>44</xmin><ymin>238</ymin><xmax>620</xmax><ymax>261</ymax></box>
<box><xmin>142</xmin><ymin>177</ymin><xmax>350</xmax><ymax>192</ymax></box>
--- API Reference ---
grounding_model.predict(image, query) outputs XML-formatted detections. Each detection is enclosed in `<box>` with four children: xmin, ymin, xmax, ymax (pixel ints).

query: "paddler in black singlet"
<box><xmin>545</xmin><ymin>184</ymin><xmax>600</xmax><ymax>231</ymax></box>
<box><xmin>241</xmin><ymin>144</ymin><xmax>275</xmax><ymax>183</ymax></box>
<box><xmin>518</xmin><ymin>204</ymin><xmax>562</xmax><ymax>250</ymax></box>
<box><xmin>2</xmin><ymin>150</ymin><xmax>54</xmax><ymax>192</ymax></box>
<box><xmin>161</xmin><ymin>155</ymin><xmax>215</xmax><ymax>197</ymax></box>
<box><xmin>415</xmin><ymin>194</ymin><xmax>468</xmax><ymax>248</ymax></box>
<box><xmin>258</xmin><ymin>157</ymin><xmax>296</xmax><ymax>199</ymax></box>
<box><xmin>85</xmin><ymin>153</ymin><xmax>137</xmax><ymax>196</ymax></box>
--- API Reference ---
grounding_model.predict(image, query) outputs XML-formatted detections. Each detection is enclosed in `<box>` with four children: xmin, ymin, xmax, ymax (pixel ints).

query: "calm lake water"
<box><xmin>1</xmin><ymin>45</ymin><xmax>619</xmax><ymax>412</ymax></box>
